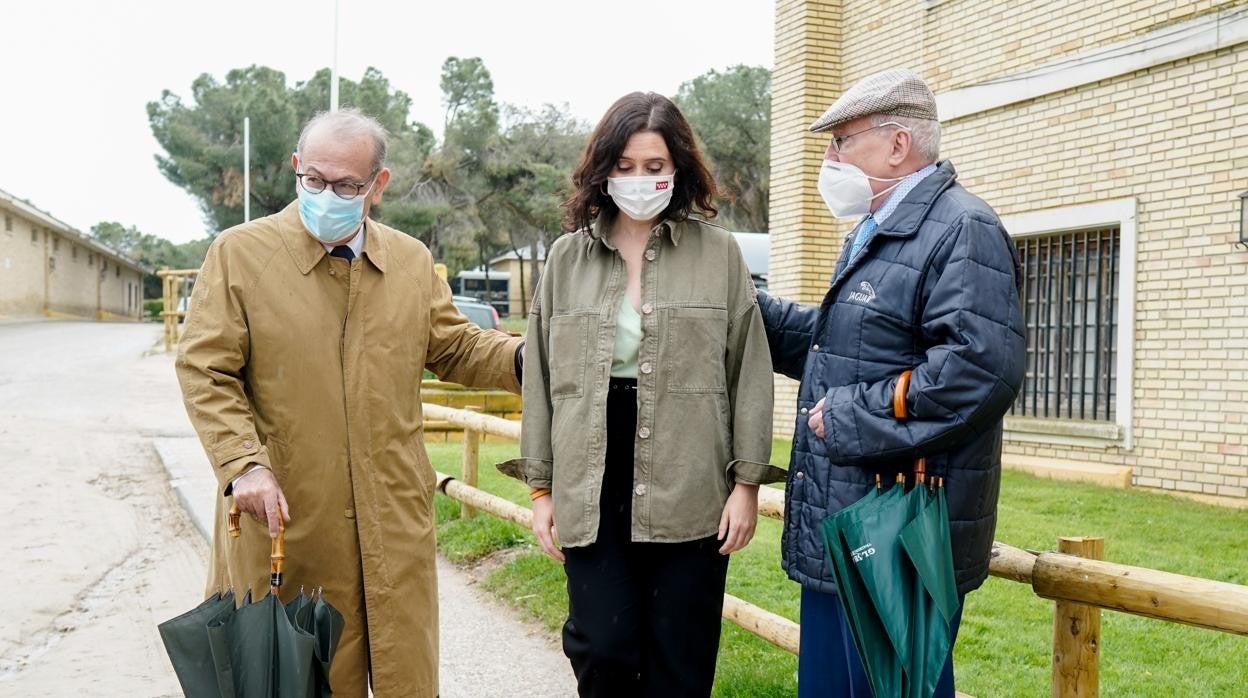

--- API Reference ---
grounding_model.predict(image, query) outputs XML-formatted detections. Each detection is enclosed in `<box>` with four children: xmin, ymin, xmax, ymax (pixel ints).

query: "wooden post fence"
<box><xmin>461</xmin><ymin>428</ymin><xmax>480</xmax><ymax>519</ymax></box>
<box><xmin>157</xmin><ymin>268</ymin><xmax>200</xmax><ymax>352</ymax></box>
<box><xmin>423</xmin><ymin>401</ymin><xmax>1248</xmax><ymax>697</ymax></box>
<box><xmin>1051</xmin><ymin>537</ymin><xmax>1103</xmax><ymax>697</ymax></box>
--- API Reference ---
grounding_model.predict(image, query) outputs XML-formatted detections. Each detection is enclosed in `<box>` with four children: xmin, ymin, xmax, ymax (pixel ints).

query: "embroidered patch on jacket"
<box><xmin>846</xmin><ymin>281</ymin><xmax>877</xmax><ymax>305</ymax></box>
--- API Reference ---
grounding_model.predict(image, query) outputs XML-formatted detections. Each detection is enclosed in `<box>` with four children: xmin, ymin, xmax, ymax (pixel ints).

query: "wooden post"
<box><xmin>1052</xmin><ymin>536</ymin><xmax>1103</xmax><ymax>697</ymax></box>
<box><xmin>460</xmin><ymin>428</ymin><xmax>480</xmax><ymax>519</ymax></box>
<box><xmin>162</xmin><ymin>270</ymin><xmax>173</xmax><ymax>352</ymax></box>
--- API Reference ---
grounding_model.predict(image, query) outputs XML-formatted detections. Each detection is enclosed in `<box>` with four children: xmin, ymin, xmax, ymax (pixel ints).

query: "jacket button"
<box><xmin>645</xmin><ymin>249</ymin><xmax>657</xmax><ymax>261</ymax></box>
<box><xmin>242</xmin><ymin>439</ymin><xmax>254</xmax><ymax>449</ymax></box>
<box><xmin>634</xmin><ymin>484</ymin><xmax>647</xmax><ymax>496</ymax></box>
<box><xmin>799</xmin><ymin>407</ymin><xmax>808</xmax><ymax>416</ymax></box>
<box><xmin>328</xmin><ymin>269</ymin><xmax>336</xmax><ymax>276</ymax></box>
<box><xmin>640</xmin><ymin>362</ymin><xmax>653</xmax><ymax>375</ymax></box>
<box><xmin>811</xmin><ymin>344</ymin><xmax>820</xmax><ymax>352</ymax></box>
<box><xmin>641</xmin><ymin>302</ymin><xmax>653</xmax><ymax>314</ymax></box>
<box><xmin>795</xmin><ymin>471</ymin><xmax>805</xmax><ymax>480</ymax></box>
<box><xmin>638</xmin><ymin>426</ymin><xmax>651</xmax><ymax>439</ymax></box>
<box><xmin>344</xmin><ymin>508</ymin><xmax>355</xmax><ymax>519</ymax></box>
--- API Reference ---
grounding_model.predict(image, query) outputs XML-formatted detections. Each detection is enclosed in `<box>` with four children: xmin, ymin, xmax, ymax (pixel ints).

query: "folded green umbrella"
<box><xmin>818</xmin><ymin>370</ymin><xmax>959</xmax><ymax>698</ymax></box>
<box><xmin>205</xmin><ymin>589</ymin><xmax>318</xmax><ymax>698</ymax></box>
<box><xmin>158</xmin><ymin>591</ymin><xmax>238</xmax><ymax>698</ymax></box>
<box><xmin>898</xmin><ymin>482</ymin><xmax>959</xmax><ymax>698</ymax></box>
<box><xmin>823</xmin><ymin>477</ymin><xmax>957</xmax><ymax>698</ymax></box>
<box><xmin>159</xmin><ymin>508</ymin><xmax>344</xmax><ymax>698</ymax></box>
<box><xmin>821</xmin><ymin>481</ymin><xmax>904</xmax><ymax>698</ymax></box>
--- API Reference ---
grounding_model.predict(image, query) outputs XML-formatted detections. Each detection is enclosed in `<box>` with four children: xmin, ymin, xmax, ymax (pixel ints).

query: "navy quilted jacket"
<box><xmin>760</xmin><ymin>161</ymin><xmax>1025</xmax><ymax>596</ymax></box>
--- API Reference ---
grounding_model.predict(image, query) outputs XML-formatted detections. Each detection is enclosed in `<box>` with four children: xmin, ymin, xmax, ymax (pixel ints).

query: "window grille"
<box><xmin>1012</xmin><ymin>226</ymin><xmax>1119</xmax><ymax>421</ymax></box>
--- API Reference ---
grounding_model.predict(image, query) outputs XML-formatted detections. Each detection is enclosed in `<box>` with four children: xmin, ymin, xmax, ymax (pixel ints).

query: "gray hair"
<box><xmin>296</xmin><ymin>108</ymin><xmax>390</xmax><ymax>176</ymax></box>
<box><xmin>870</xmin><ymin>113</ymin><xmax>940</xmax><ymax>162</ymax></box>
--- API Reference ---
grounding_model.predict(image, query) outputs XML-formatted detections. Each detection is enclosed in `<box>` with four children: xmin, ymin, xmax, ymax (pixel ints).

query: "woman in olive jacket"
<box><xmin>499</xmin><ymin>92</ymin><xmax>783</xmax><ymax>698</ymax></box>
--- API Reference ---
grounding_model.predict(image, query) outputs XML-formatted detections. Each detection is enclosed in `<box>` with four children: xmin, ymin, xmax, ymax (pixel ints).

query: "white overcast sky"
<box><xmin>1</xmin><ymin>1</ymin><xmax>775</xmax><ymax>244</ymax></box>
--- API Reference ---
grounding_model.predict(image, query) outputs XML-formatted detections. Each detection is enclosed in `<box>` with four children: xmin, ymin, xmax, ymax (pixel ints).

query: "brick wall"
<box><xmin>770</xmin><ymin>0</ymin><xmax>1248</xmax><ymax>496</ymax></box>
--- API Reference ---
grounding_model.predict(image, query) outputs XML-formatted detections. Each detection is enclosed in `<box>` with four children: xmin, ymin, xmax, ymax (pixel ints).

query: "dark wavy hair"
<box><xmin>562</xmin><ymin>92</ymin><xmax>718</xmax><ymax>232</ymax></box>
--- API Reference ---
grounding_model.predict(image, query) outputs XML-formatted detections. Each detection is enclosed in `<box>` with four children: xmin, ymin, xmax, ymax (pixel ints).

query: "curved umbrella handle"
<box><xmin>226</xmin><ymin>501</ymin><xmax>287</xmax><ymax>594</ymax></box>
<box><xmin>893</xmin><ymin>370</ymin><xmax>928</xmax><ymax>485</ymax></box>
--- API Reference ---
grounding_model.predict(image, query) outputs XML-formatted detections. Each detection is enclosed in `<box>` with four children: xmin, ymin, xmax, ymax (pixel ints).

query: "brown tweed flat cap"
<box><xmin>809</xmin><ymin>68</ymin><xmax>938</xmax><ymax>133</ymax></box>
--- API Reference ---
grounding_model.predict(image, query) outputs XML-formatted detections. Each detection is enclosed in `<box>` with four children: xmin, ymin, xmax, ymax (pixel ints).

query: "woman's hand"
<box><xmin>718</xmin><ymin>484</ymin><xmax>759</xmax><ymax>555</ymax></box>
<box><xmin>531</xmin><ymin>494</ymin><xmax>565</xmax><ymax>563</ymax></box>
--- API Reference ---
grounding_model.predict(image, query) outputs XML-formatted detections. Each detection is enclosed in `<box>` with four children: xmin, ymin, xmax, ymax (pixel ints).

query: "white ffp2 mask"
<box><xmin>817</xmin><ymin>162</ymin><xmax>905</xmax><ymax>219</ymax></box>
<box><xmin>607</xmin><ymin>174</ymin><xmax>675</xmax><ymax>221</ymax></box>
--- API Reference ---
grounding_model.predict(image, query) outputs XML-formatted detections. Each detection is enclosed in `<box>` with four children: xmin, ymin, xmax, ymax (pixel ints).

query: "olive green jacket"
<box><xmin>499</xmin><ymin>217</ymin><xmax>783</xmax><ymax>546</ymax></box>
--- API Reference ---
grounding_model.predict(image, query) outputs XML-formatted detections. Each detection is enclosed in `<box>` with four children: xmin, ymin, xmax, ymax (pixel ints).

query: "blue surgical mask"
<box><xmin>297</xmin><ymin>185</ymin><xmax>369</xmax><ymax>243</ymax></box>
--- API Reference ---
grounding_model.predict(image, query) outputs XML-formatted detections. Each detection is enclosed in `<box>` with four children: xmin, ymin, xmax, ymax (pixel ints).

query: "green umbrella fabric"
<box><xmin>821</xmin><ymin>480</ymin><xmax>958</xmax><ymax>698</ymax></box>
<box><xmin>205</xmin><ymin>590</ymin><xmax>317</xmax><ymax>698</ymax></box>
<box><xmin>160</xmin><ymin>587</ymin><xmax>344</xmax><ymax>698</ymax></box>
<box><xmin>821</xmin><ymin>483</ymin><xmax>904</xmax><ymax>698</ymax></box>
<box><xmin>898</xmin><ymin>485</ymin><xmax>960</xmax><ymax>698</ymax></box>
<box><xmin>835</xmin><ymin>481</ymin><xmax>923</xmax><ymax>696</ymax></box>
<box><xmin>157</xmin><ymin>591</ymin><xmax>238</xmax><ymax>698</ymax></box>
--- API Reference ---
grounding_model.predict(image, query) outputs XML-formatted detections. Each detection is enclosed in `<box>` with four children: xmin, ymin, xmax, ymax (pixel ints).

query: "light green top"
<box><xmin>610</xmin><ymin>295</ymin><xmax>642</xmax><ymax>378</ymax></box>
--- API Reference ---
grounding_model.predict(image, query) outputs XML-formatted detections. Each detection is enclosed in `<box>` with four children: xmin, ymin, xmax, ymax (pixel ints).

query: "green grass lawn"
<box><xmin>499</xmin><ymin>315</ymin><xmax>528</xmax><ymax>334</ymax></box>
<box><xmin>428</xmin><ymin>439</ymin><xmax>1248</xmax><ymax>697</ymax></box>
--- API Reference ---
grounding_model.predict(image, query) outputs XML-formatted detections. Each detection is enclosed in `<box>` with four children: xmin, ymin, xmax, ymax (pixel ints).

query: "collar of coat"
<box><xmin>871</xmin><ymin>160</ymin><xmax>959</xmax><ymax>239</ymax></box>
<box><xmin>587</xmin><ymin>215</ymin><xmax>684</xmax><ymax>250</ymax></box>
<box><xmin>277</xmin><ymin>201</ymin><xmax>389</xmax><ymax>275</ymax></box>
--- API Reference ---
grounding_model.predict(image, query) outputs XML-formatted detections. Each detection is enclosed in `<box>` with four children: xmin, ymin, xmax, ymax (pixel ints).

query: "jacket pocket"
<box><xmin>549</xmin><ymin>314</ymin><xmax>588</xmax><ymax>399</ymax></box>
<box><xmin>263</xmin><ymin>433</ymin><xmax>289</xmax><ymax>482</ymax></box>
<box><xmin>665</xmin><ymin>306</ymin><xmax>728</xmax><ymax>394</ymax></box>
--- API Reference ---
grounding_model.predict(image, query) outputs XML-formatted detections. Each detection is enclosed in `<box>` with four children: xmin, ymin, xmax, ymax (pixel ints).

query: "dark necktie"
<box><xmin>329</xmin><ymin>245</ymin><xmax>355</xmax><ymax>261</ymax></box>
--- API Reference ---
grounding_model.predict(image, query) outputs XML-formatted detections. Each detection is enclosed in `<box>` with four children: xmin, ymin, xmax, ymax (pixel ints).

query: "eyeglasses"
<box><xmin>296</xmin><ymin>172</ymin><xmax>375</xmax><ymax>199</ymax></box>
<box><xmin>829</xmin><ymin>121</ymin><xmax>908</xmax><ymax>153</ymax></box>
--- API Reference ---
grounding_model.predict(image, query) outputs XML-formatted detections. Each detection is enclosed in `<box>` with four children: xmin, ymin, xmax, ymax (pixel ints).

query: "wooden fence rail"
<box><xmin>424</xmin><ymin>402</ymin><xmax>1248</xmax><ymax>697</ymax></box>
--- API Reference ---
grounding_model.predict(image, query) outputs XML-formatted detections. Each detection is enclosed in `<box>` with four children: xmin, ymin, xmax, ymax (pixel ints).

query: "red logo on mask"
<box><xmin>655</xmin><ymin>181</ymin><xmax>670</xmax><ymax>190</ymax></box>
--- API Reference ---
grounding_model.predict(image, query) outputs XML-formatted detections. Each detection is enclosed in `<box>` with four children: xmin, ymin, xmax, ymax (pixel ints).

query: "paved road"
<box><xmin>0</xmin><ymin>321</ymin><xmax>574</xmax><ymax>697</ymax></box>
<box><xmin>0</xmin><ymin>321</ymin><xmax>205</xmax><ymax>696</ymax></box>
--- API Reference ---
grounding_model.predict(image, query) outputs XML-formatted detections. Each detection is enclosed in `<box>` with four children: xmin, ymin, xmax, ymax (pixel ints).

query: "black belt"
<box><xmin>609</xmin><ymin>377</ymin><xmax>638</xmax><ymax>391</ymax></box>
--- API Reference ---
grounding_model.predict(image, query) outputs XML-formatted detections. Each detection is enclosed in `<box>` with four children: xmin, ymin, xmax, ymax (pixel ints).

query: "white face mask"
<box><xmin>817</xmin><ymin>161</ymin><xmax>906</xmax><ymax>219</ymax></box>
<box><xmin>607</xmin><ymin>174</ymin><xmax>675</xmax><ymax>221</ymax></box>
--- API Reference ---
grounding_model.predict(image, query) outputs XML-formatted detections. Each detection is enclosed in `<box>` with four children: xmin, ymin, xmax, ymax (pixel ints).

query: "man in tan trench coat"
<box><xmin>176</xmin><ymin>108</ymin><xmax>522</xmax><ymax>697</ymax></box>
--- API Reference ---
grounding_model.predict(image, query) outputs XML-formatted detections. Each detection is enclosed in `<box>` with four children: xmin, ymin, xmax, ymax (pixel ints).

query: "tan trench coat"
<box><xmin>176</xmin><ymin>202</ymin><xmax>521</xmax><ymax>697</ymax></box>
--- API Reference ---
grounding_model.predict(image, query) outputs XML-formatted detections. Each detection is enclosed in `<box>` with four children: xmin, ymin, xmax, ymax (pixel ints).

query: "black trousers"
<box><xmin>562</xmin><ymin>378</ymin><xmax>731</xmax><ymax>698</ymax></box>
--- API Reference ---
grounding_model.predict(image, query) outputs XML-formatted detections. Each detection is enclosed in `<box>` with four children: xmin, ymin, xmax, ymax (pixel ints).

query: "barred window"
<box><xmin>1012</xmin><ymin>227</ymin><xmax>1119</xmax><ymax>421</ymax></box>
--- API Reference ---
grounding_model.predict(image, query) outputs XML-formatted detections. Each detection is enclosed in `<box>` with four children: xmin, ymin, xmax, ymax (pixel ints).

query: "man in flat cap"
<box><xmin>757</xmin><ymin>68</ymin><xmax>1026</xmax><ymax>696</ymax></box>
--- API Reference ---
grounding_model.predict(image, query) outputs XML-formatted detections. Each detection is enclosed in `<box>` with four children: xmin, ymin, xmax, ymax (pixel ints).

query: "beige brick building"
<box><xmin>770</xmin><ymin>1</ymin><xmax>1248</xmax><ymax>499</ymax></box>
<box><xmin>0</xmin><ymin>188</ymin><xmax>147</xmax><ymax>321</ymax></box>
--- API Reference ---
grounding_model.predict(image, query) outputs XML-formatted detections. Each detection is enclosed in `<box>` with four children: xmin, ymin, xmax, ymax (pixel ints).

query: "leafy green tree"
<box><xmin>146</xmin><ymin>57</ymin><xmax>590</xmax><ymax>291</ymax></box>
<box><xmin>675</xmin><ymin>65</ymin><xmax>771</xmax><ymax>232</ymax></box>
<box><xmin>148</xmin><ymin>65</ymin><xmax>432</xmax><ymax>234</ymax></box>
<box><xmin>481</xmin><ymin>105</ymin><xmax>587</xmax><ymax>312</ymax></box>
<box><xmin>91</xmin><ymin>221</ymin><xmax>211</xmax><ymax>299</ymax></box>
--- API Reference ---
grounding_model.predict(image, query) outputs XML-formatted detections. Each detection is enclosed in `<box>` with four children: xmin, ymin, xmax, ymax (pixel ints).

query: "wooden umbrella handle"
<box><xmin>893</xmin><ymin>370</ymin><xmax>913</xmax><ymax>420</ymax></box>
<box><xmin>893</xmin><ymin>370</ymin><xmax>928</xmax><ymax>484</ymax></box>
<box><xmin>226</xmin><ymin>501</ymin><xmax>286</xmax><ymax>593</ymax></box>
<box><xmin>270</xmin><ymin>521</ymin><xmax>286</xmax><ymax>594</ymax></box>
<box><xmin>228</xmin><ymin>502</ymin><xmax>242</xmax><ymax>537</ymax></box>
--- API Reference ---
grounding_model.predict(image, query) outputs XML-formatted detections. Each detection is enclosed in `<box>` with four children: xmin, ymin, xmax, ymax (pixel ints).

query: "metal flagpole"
<box><xmin>329</xmin><ymin>0</ymin><xmax>340</xmax><ymax>112</ymax></box>
<box><xmin>243</xmin><ymin>116</ymin><xmax>251</xmax><ymax>222</ymax></box>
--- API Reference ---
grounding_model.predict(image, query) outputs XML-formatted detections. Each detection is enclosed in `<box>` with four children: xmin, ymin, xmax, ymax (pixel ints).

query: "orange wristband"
<box><xmin>530</xmin><ymin>488</ymin><xmax>551</xmax><ymax>501</ymax></box>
